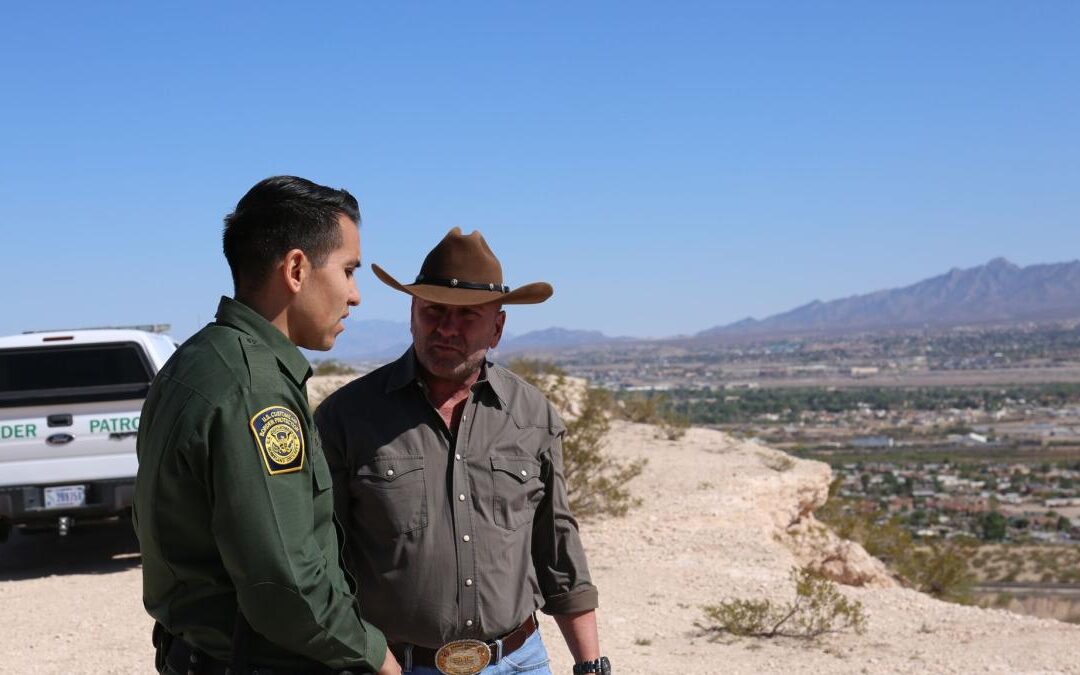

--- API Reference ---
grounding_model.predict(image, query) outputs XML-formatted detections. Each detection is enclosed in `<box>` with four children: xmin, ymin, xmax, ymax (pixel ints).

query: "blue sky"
<box><xmin>1</xmin><ymin>2</ymin><xmax>1077</xmax><ymax>341</ymax></box>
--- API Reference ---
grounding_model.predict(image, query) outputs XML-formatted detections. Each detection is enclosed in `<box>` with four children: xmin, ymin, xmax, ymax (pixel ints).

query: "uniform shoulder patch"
<box><xmin>249</xmin><ymin>405</ymin><xmax>305</xmax><ymax>475</ymax></box>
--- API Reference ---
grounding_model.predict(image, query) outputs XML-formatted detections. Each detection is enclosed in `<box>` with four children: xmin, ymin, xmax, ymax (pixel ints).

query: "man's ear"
<box><xmin>281</xmin><ymin>248</ymin><xmax>307</xmax><ymax>294</ymax></box>
<box><xmin>490</xmin><ymin>309</ymin><xmax>506</xmax><ymax>349</ymax></box>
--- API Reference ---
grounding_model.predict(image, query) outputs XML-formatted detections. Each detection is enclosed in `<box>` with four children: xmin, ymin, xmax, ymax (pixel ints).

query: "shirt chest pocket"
<box><xmin>310</xmin><ymin>445</ymin><xmax>335</xmax><ymax>524</ymax></box>
<box><xmin>311</xmin><ymin>445</ymin><xmax>333</xmax><ymax>493</ymax></box>
<box><xmin>491</xmin><ymin>456</ymin><xmax>544</xmax><ymax>531</ymax></box>
<box><xmin>352</xmin><ymin>456</ymin><xmax>427</xmax><ymax>536</ymax></box>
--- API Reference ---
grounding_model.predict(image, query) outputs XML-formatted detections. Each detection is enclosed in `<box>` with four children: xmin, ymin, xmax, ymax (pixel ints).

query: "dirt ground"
<box><xmin>2</xmin><ymin>423</ymin><xmax>1079</xmax><ymax>674</ymax></box>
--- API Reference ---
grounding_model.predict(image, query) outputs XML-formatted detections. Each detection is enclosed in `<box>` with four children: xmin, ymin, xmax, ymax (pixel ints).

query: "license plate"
<box><xmin>44</xmin><ymin>485</ymin><xmax>86</xmax><ymax>509</ymax></box>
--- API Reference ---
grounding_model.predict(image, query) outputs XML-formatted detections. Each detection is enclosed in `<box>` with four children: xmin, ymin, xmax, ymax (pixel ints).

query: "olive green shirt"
<box><xmin>315</xmin><ymin>349</ymin><xmax>598</xmax><ymax>649</ymax></box>
<box><xmin>133</xmin><ymin>297</ymin><xmax>386</xmax><ymax>671</ymax></box>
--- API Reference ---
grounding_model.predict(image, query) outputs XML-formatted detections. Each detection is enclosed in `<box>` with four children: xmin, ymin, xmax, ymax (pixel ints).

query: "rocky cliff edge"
<box><xmin>539</xmin><ymin>422</ymin><xmax>1080</xmax><ymax>674</ymax></box>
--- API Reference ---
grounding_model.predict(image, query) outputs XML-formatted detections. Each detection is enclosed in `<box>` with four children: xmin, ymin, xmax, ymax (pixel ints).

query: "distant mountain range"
<box><xmin>314</xmin><ymin>319</ymin><xmax>412</xmax><ymax>362</ymax></box>
<box><xmin>698</xmin><ymin>257</ymin><xmax>1080</xmax><ymax>339</ymax></box>
<box><xmin>500</xmin><ymin>327</ymin><xmax>620</xmax><ymax>352</ymax></box>
<box><xmin>317</xmin><ymin>258</ymin><xmax>1080</xmax><ymax>361</ymax></box>
<box><xmin>323</xmin><ymin>321</ymin><xmax>620</xmax><ymax>361</ymax></box>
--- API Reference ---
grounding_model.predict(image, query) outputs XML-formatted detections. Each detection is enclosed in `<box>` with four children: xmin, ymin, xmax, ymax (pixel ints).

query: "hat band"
<box><xmin>414</xmin><ymin>274</ymin><xmax>510</xmax><ymax>293</ymax></box>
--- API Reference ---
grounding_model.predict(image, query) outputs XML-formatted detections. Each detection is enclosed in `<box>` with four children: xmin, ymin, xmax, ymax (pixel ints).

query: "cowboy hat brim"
<box><xmin>372</xmin><ymin>264</ymin><xmax>553</xmax><ymax>306</ymax></box>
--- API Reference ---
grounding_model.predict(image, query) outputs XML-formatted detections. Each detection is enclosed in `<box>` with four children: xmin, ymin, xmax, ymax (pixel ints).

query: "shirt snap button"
<box><xmin>462</xmin><ymin>534</ymin><xmax>470</xmax><ymax>542</ymax></box>
<box><xmin>465</xmin><ymin>578</ymin><xmax>473</xmax><ymax>586</ymax></box>
<box><xmin>386</xmin><ymin>469</ymin><xmax>395</xmax><ymax>477</ymax></box>
<box><xmin>520</xmin><ymin>470</ymin><xmax>528</xmax><ymax>477</ymax></box>
<box><xmin>458</xmin><ymin>494</ymin><xmax>466</xmax><ymax>501</ymax></box>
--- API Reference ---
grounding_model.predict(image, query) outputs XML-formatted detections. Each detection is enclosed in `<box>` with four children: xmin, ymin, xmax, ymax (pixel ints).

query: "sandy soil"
<box><xmin>2</xmin><ymin>422</ymin><xmax>1079</xmax><ymax>674</ymax></box>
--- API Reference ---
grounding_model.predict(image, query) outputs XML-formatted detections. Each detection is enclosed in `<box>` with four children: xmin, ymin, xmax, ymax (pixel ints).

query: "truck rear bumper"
<box><xmin>0</xmin><ymin>452</ymin><xmax>138</xmax><ymax>487</ymax></box>
<box><xmin>0</xmin><ymin>478</ymin><xmax>134</xmax><ymax>525</ymax></box>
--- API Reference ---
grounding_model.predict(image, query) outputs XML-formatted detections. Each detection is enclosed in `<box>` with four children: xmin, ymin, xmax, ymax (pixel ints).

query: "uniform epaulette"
<box><xmin>239</xmin><ymin>335</ymin><xmax>283</xmax><ymax>393</ymax></box>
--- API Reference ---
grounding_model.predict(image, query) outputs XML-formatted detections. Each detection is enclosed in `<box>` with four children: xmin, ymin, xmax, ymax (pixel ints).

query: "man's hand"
<box><xmin>376</xmin><ymin>648</ymin><xmax>402</xmax><ymax>675</ymax></box>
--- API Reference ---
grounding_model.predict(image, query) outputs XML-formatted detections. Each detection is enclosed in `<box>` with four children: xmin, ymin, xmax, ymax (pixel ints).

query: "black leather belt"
<box><xmin>390</xmin><ymin>614</ymin><xmax>538</xmax><ymax>669</ymax></box>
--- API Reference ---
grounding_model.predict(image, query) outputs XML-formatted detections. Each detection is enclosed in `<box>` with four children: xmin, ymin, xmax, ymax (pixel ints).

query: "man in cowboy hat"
<box><xmin>315</xmin><ymin>228</ymin><xmax>610</xmax><ymax>675</ymax></box>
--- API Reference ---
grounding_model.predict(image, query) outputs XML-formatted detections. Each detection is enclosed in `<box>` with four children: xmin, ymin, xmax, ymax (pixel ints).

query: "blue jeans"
<box><xmin>401</xmin><ymin>629</ymin><xmax>552</xmax><ymax>674</ymax></box>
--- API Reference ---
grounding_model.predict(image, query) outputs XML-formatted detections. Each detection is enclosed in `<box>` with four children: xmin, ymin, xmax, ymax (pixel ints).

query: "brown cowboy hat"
<box><xmin>372</xmin><ymin>227</ymin><xmax>553</xmax><ymax>306</ymax></box>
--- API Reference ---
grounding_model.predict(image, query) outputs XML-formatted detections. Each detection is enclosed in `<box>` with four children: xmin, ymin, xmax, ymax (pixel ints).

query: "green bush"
<box><xmin>980</xmin><ymin>509</ymin><xmax>1010</xmax><ymax>542</ymax></box>
<box><xmin>700</xmin><ymin>567</ymin><xmax>866</xmax><ymax>639</ymax></box>
<box><xmin>617</xmin><ymin>392</ymin><xmax>690</xmax><ymax>440</ymax></box>
<box><xmin>896</xmin><ymin>540</ymin><xmax>976</xmax><ymax>604</ymax></box>
<box><xmin>817</xmin><ymin>482</ymin><xmax>975</xmax><ymax>603</ymax></box>
<box><xmin>508</xmin><ymin>359</ymin><xmax>645</xmax><ymax>519</ymax></box>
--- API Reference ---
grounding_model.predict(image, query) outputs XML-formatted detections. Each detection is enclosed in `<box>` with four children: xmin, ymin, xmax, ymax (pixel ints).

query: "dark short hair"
<box><xmin>222</xmin><ymin>175</ymin><xmax>360</xmax><ymax>293</ymax></box>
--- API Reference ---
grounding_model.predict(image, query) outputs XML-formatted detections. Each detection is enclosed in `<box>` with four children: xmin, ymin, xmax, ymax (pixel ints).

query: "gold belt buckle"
<box><xmin>434</xmin><ymin>639</ymin><xmax>492</xmax><ymax>675</ymax></box>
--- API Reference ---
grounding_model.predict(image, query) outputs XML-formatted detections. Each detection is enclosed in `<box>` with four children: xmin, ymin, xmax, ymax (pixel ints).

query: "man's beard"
<box><xmin>418</xmin><ymin>344</ymin><xmax>487</xmax><ymax>383</ymax></box>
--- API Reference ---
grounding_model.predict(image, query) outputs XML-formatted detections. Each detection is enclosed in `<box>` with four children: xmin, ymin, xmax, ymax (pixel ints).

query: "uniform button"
<box><xmin>455</xmin><ymin>453</ymin><xmax>462</xmax><ymax>461</ymax></box>
<box><xmin>520</xmin><ymin>469</ymin><xmax>528</xmax><ymax>477</ymax></box>
<box><xmin>465</xmin><ymin>619</ymin><xmax>474</xmax><ymax>627</ymax></box>
<box><xmin>386</xmin><ymin>469</ymin><xmax>395</xmax><ymax>477</ymax></box>
<box><xmin>465</xmin><ymin>578</ymin><xmax>473</xmax><ymax>586</ymax></box>
<box><xmin>462</xmin><ymin>534</ymin><xmax>471</xmax><ymax>542</ymax></box>
<box><xmin>458</xmin><ymin>494</ymin><xmax>466</xmax><ymax>501</ymax></box>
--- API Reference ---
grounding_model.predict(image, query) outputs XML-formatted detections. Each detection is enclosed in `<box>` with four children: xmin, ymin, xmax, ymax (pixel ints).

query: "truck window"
<box><xmin>0</xmin><ymin>342</ymin><xmax>154</xmax><ymax>407</ymax></box>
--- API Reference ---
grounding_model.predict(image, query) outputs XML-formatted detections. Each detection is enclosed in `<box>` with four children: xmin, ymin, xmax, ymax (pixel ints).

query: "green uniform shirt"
<box><xmin>133</xmin><ymin>297</ymin><xmax>386</xmax><ymax>671</ymax></box>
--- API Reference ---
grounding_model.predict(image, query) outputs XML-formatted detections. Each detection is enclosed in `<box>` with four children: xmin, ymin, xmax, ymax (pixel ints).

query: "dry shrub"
<box><xmin>898</xmin><ymin>539</ymin><xmax>977</xmax><ymax>603</ymax></box>
<box><xmin>760</xmin><ymin>452</ymin><xmax>795</xmax><ymax>473</ymax></box>
<box><xmin>618</xmin><ymin>392</ymin><xmax>689</xmax><ymax>440</ymax></box>
<box><xmin>311</xmin><ymin>359</ymin><xmax>357</xmax><ymax>376</ymax></box>
<box><xmin>699</xmin><ymin>567</ymin><xmax>867</xmax><ymax>639</ymax></box>
<box><xmin>508</xmin><ymin>359</ymin><xmax>646</xmax><ymax>519</ymax></box>
<box><xmin>817</xmin><ymin>480</ymin><xmax>975</xmax><ymax>603</ymax></box>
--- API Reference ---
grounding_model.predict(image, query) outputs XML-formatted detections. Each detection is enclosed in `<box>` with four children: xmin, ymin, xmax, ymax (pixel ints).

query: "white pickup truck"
<box><xmin>0</xmin><ymin>326</ymin><xmax>176</xmax><ymax>540</ymax></box>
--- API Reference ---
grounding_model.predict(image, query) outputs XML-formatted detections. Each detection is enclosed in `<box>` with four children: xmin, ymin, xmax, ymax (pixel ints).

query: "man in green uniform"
<box><xmin>134</xmin><ymin>176</ymin><xmax>400</xmax><ymax>675</ymax></box>
<box><xmin>316</xmin><ymin>228</ymin><xmax>610</xmax><ymax>675</ymax></box>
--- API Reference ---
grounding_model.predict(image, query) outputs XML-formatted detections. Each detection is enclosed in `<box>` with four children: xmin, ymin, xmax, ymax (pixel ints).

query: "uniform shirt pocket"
<box><xmin>352</xmin><ymin>456</ymin><xmax>427</xmax><ymax>535</ymax></box>
<box><xmin>311</xmin><ymin>447</ymin><xmax>333</xmax><ymax>493</ymax></box>
<box><xmin>490</xmin><ymin>456</ymin><xmax>544</xmax><ymax>531</ymax></box>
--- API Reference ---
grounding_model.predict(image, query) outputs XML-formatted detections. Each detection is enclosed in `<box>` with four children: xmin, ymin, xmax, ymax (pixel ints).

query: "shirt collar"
<box><xmin>385</xmin><ymin>347</ymin><xmax>507</xmax><ymax>407</ymax></box>
<box><xmin>479</xmin><ymin>359</ymin><xmax>509</xmax><ymax>408</ymax></box>
<box><xmin>385</xmin><ymin>348</ymin><xmax>420</xmax><ymax>393</ymax></box>
<box><xmin>214</xmin><ymin>296</ymin><xmax>313</xmax><ymax>386</ymax></box>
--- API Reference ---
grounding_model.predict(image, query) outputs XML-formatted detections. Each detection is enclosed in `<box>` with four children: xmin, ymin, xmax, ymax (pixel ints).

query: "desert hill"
<box><xmin>540</xmin><ymin>421</ymin><xmax>1079</xmax><ymax>673</ymax></box>
<box><xmin>0</xmin><ymin>387</ymin><xmax>1077</xmax><ymax>673</ymax></box>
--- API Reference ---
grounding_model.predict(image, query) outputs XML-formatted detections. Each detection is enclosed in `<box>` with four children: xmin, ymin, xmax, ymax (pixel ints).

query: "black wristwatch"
<box><xmin>573</xmin><ymin>656</ymin><xmax>611</xmax><ymax>674</ymax></box>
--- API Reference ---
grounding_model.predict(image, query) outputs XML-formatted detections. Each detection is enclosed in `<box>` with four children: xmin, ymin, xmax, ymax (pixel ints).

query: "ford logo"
<box><xmin>46</xmin><ymin>433</ymin><xmax>75</xmax><ymax>446</ymax></box>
